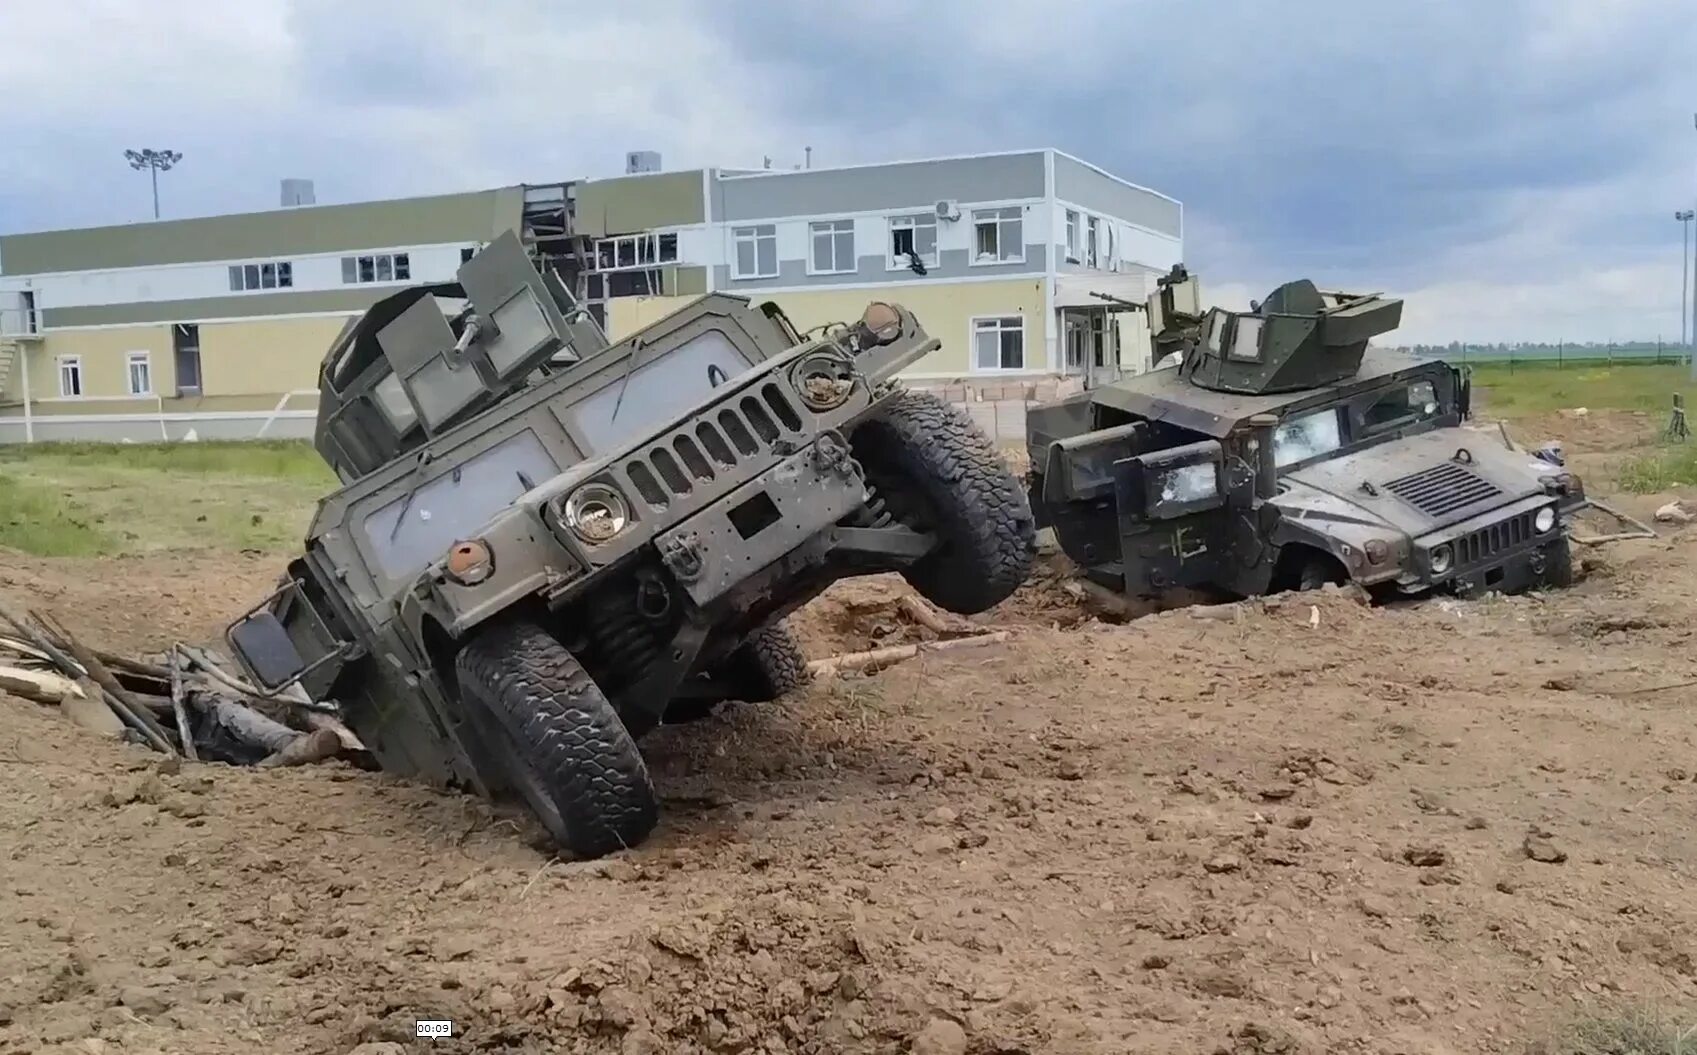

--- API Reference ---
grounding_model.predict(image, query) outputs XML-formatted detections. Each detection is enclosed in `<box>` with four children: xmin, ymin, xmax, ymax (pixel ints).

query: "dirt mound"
<box><xmin>6</xmin><ymin>499</ymin><xmax>1697</xmax><ymax>1052</ymax></box>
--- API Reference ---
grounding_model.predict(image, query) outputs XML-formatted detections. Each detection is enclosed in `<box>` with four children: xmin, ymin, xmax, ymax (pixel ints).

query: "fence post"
<box><xmin>1557</xmin><ymin>341</ymin><xmax>1563</xmax><ymax>369</ymax></box>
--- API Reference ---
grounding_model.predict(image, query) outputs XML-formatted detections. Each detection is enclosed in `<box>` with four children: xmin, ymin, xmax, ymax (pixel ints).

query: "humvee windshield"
<box><xmin>570</xmin><ymin>330</ymin><xmax>754</xmax><ymax>453</ymax></box>
<box><xmin>1273</xmin><ymin>407</ymin><xmax>1343</xmax><ymax>467</ymax></box>
<box><xmin>1362</xmin><ymin>380</ymin><xmax>1439</xmax><ymax>433</ymax></box>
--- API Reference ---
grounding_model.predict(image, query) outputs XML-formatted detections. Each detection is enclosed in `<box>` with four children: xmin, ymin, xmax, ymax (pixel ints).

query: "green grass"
<box><xmin>1470</xmin><ymin>362</ymin><xmax>1697</xmax><ymax>418</ymax></box>
<box><xmin>1616</xmin><ymin>443</ymin><xmax>1697</xmax><ymax>493</ymax></box>
<box><xmin>0</xmin><ymin>440</ymin><xmax>334</xmax><ymax>558</ymax></box>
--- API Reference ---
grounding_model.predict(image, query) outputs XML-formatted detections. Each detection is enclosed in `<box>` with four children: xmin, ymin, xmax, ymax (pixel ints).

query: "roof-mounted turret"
<box><xmin>1168</xmin><ymin>274</ymin><xmax>1403</xmax><ymax>395</ymax></box>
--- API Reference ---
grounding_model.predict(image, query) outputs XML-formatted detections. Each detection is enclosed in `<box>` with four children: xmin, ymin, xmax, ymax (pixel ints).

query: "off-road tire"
<box><xmin>852</xmin><ymin>391</ymin><xmax>1036</xmax><ymax>614</ymax></box>
<box><xmin>1544</xmin><ymin>537</ymin><xmax>1575</xmax><ymax>589</ymax></box>
<box><xmin>455</xmin><ymin>619</ymin><xmax>657</xmax><ymax>859</ymax></box>
<box><xmin>724</xmin><ymin>620</ymin><xmax>809</xmax><ymax>702</ymax></box>
<box><xmin>662</xmin><ymin>621</ymin><xmax>810</xmax><ymax>726</ymax></box>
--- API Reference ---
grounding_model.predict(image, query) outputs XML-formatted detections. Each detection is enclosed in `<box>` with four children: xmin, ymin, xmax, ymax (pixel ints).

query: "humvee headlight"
<box><xmin>1428</xmin><ymin>544</ymin><xmax>1454</xmax><ymax>576</ymax></box>
<box><xmin>1534</xmin><ymin>506</ymin><xmax>1557</xmax><ymax>534</ymax></box>
<box><xmin>795</xmin><ymin>353</ymin><xmax>857</xmax><ymax>411</ymax></box>
<box><xmin>856</xmin><ymin>302</ymin><xmax>902</xmax><ymax>347</ymax></box>
<box><xmin>562</xmin><ymin>484</ymin><xmax>629</xmax><ymax>544</ymax></box>
<box><xmin>445</xmin><ymin>539</ymin><xmax>494</xmax><ymax>585</ymax></box>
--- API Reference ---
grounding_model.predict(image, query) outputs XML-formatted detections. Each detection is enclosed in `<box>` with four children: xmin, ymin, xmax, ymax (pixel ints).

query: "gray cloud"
<box><xmin>1</xmin><ymin>0</ymin><xmax>1694</xmax><ymax>343</ymax></box>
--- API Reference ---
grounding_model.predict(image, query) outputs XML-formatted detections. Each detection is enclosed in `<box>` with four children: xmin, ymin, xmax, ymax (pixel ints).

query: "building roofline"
<box><xmin>713</xmin><ymin>148</ymin><xmax>1051</xmax><ymax>182</ymax></box>
<box><xmin>0</xmin><ymin>183</ymin><xmax>533</xmax><ymax>240</ymax></box>
<box><xmin>1048</xmin><ymin>149</ymin><xmax>1184</xmax><ymax>208</ymax></box>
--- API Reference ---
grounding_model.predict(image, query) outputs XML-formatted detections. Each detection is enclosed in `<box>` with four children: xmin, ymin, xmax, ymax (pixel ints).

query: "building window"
<box><xmin>1104</xmin><ymin>223</ymin><xmax>1117</xmax><ymax>271</ymax></box>
<box><xmin>57</xmin><ymin>356</ymin><xmax>83</xmax><ymax>398</ymax></box>
<box><xmin>972</xmin><ymin>207</ymin><xmax>1024</xmax><ymax>264</ymax></box>
<box><xmin>972</xmin><ymin>316</ymin><xmax>1026</xmax><ymax>371</ymax></box>
<box><xmin>229</xmin><ymin>260</ymin><xmax>294</xmax><ymax>291</ymax></box>
<box><xmin>731</xmin><ymin>225</ymin><xmax>778</xmax><ymax>280</ymax></box>
<box><xmin>1064</xmin><ymin>210</ymin><xmax>1079</xmax><ymax>262</ymax></box>
<box><xmin>1085</xmin><ymin>216</ymin><xmax>1099</xmax><ymax>269</ymax></box>
<box><xmin>888</xmin><ymin>214</ymin><xmax>939</xmax><ymax>269</ymax></box>
<box><xmin>341</xmin><ymin>252</ymin><xmax>411</xmax><ymax>284</ymax></box>
<box><xmin>809</xmin><ymin>219</ymin><xmax>856</xmax><ymax>275</ymax></box>
<box><xmin>126</xmin><ymin>351</ymin><xmax>152</xmax><ymax>396</ymax></box>
<box><xmin>173</xmin><ymin>323</ymin><xmax>202</xmax><ymax>395</ymax></box>
<box><xmin>594</xmin><ymin>233</ymin><xmax>679</xmax><ymax>272</ymax></box>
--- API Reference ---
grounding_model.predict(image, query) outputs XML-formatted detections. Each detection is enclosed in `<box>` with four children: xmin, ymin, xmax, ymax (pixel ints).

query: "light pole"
<box><xmin>124</xmin><ymin>148</ymin><xmax>183</xmax><ymax>220</ymax></box>
<box><xmin>1680</xmin><ymin>210</ymin><xmax>1694</xmax><ymax>352</ymax></box>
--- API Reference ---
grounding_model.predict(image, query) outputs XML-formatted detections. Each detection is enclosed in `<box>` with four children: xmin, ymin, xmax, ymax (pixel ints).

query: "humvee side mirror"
<box><xmin>225</xmin><ymin>580</ymin><xmax>351</xmax><ymax>696</ymax></box>
<box><xmin>1115</xmin><ymin>439</ymin><xmax>1226</xmax><ymax>521</ymax></box>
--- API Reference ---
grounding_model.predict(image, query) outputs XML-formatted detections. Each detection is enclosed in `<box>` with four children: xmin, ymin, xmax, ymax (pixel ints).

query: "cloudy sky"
<box><xmin>1</xmin><ymin>0</ymin><xmax>1694</xmax><ymax>345</ymax></box>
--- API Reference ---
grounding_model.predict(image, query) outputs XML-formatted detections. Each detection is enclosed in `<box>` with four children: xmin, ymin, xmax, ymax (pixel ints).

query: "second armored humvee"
<box><xmin>1028</xmin><ymin>267</ymin><xmax>1585</xmax><ymax>602</ymax></box>
<box><xmin>224</xmin><ymin>232</ymin><xmax>1035</xmax><ymax>858</ymax></box>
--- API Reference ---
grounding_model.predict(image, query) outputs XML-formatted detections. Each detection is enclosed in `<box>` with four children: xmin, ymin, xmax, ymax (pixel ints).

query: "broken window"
<box><xmin>1086</xmin><ymin>216</ymin><xmax>1099</xmax><ymax>268</ymax></box>
<box><xmin>972</xmin><ymin>207</ymin><xmax>1023</xmax><ymax>264</ymax></box>
<box><xmin>1363</xmin><ymin>381</ymin><xmax>1440</xmax><ymax>433</ymax></box>
<box><xmin>888</xmin><ymin>214</ymin><xmax>938</xmax><ymax>269</ymax></box>
<box><xmin>341</xmin><ymin>253</ymin><xmax>409</xmax><ymax>284</ymax></box>
<box><xmin>1273</xmin><ymin>408</ymin><xmax>1344</xmax><ymax>468</ymax></box>
<box><xmin>1065</xmin><ymin>210</ymin><xmax>1079</xmax><ymax>262</ymax></box>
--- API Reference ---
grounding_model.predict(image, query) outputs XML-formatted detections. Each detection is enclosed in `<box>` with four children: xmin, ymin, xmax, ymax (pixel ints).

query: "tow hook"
<box><xmin>658</xmin><ymin>532</ymin><xmax>704</xmax><ymax>583</ymax></box>
<box><xmin>1529</xmin><ymin>550</ymin><xmax>1547</xmax><ymax>576</ymax></box>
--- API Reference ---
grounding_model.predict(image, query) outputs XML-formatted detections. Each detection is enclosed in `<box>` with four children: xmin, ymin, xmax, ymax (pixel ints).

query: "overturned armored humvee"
<box><xmin>225</xmin><ymin>232</ymin><xmax>1036</xmax><ymax>857</ymax></box>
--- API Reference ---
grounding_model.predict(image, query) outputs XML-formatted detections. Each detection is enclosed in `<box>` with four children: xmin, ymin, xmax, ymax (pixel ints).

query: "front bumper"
<box><xmin>1403</xmin><ymin>493</ymin><xmax>1565</xmax><ymax>596</ymax></box>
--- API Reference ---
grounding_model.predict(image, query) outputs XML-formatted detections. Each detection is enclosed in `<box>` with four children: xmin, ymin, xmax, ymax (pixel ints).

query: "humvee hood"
<box><xmin>1281</xmin><ymin>426</ymin><xmax>1549</xmax><ymax>536</ymax></box>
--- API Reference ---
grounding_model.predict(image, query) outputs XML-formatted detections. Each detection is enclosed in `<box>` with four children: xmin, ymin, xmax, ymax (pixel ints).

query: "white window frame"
<box><xmin>229</xmin><ymin>259</ymin><xmax>295</xmax><ymax>292</ymax></box>
<box><xmin>1064</xmin><ymin>209</ymin><xmax>1080</xmax><ymax>263</ymax></box>
<box><xmin>808</xmin><ymin>219</ymin><xmax>856</xmax><ymax>275</ymax></box>
<box><xmin>887</xmin><ymin>213</ymin><xmax>940</xmax><ymax>271</ymax></box>
<box><xmin>971</xmin><ymin>207</ymin><xmax>1025</xmax><ymax>266</ymax></box>
<box><xmin>970</xmin><ymin>315</ymin><xmax>1027</xmax><ymax>373</ymax></box>
<box><xmin>340</xmin><ymin>252</ymin><xmax>412</xmax><ymax>285</ymax></box>
<box><xmin>731</xmin><ymin>224</ymin><xmax>779</xmax><ymax>280</ymax></box>
<box><xmin>57</xmin><ymin>355</ymin><xmax>83</xmax><ymax>398</ymax></box>
<box><xmin>125</xmin><ymin>351</ymin><xmax>152</xmax><ymax>396</ymax></box>
<box><xmin>1085</xmin><ymin>216</ymin><xmax>1099</xmax><ymax>269</ymax></box>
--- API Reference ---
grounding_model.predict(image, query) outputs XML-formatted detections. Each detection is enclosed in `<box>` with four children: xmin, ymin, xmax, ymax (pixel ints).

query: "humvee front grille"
<box><xmin>622</xmin><ymin>382</ymin><xmax>804</xmax><ymax>509</ymax></box>
<box><xmin>1454</xmin><ymin>511</ymin><xmax>1536</xmax><ymax>567</ymax></box>
<box><xmin>1383</xmin><ymin>462</ymin><xmax>1502</xmax><ymax>519</ymax></box>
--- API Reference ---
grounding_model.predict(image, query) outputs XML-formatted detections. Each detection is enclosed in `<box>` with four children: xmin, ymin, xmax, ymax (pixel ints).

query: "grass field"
<box><xmin>0</xmin><ymin>441</ymin><xmax>332</xmax><ymax>557</ymax></box>
<box><xmin>1469</xmin><ymin>361</ymin><xmax>1697</xmax><ymax>417</ymax></box>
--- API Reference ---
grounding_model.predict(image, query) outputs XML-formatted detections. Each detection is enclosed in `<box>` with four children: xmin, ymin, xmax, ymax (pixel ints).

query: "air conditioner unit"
<box><xmin>934</xmin><ymin>199</ymin><xmax>961</xmax><ymax>222</ymax></box>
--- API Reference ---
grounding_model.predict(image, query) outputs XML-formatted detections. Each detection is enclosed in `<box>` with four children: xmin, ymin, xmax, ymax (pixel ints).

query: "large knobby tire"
<box><xmin>663</xmin><ymin>620</ymin><xmax>810</xmax><ymax>726</ymax></box>
<box><xmin>455</xmin><ymin>619</ymin><xmax>657</xmax><ymax>859</ymax></box>
<box><xmin>851</xmin><ymin>391</ymin><xmax>1036</xmax><ymax>614</ymax></box>
<box><xmin>724</xmin><ymin>620</ymin><xmax>809</xmax><ymax>702</ymax></box>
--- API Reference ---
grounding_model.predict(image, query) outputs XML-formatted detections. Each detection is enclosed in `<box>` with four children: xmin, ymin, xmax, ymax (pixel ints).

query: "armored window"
<box><xmin>732</xmin><ymin>225</ymin><xmax>778</xmax><ymax>280</ymax></box>
<box><xmin>126</xmin><ymin>351</ymin><xmax>152</xmax><ymax>396</ymax></box>
<box><xmin>57</xmin><ymin>355</ymin><xmax>82</xmax><ymax>398</ymax></box>
<box><xmin>888</xmin><ymin>214</ymin><xmax>938</xmax><ymax>269</ymax></box>
<box><xmin>809</xmin><ymin>219</ymin><xmax>855</xmax><ymax>274</ymax></box>
<box><xmin>1273</xmin><ymin>408</ymin><xmax>1343</xmax><ymax>468</ymax></box>
<box><xmin>972</xmin><ymin>207</ymin><xmax>1024</xmax><ymax>264</ymax></box>
<box><xmin>972</xmin><ymin>316</ymin><xmax>1026</xmax><ymax>371</ymax></box>
<box><xmin>1228</xmin><ymin>316</ymin><xmax>1263</xmax><ymax>362</ymax></box>
<box><xmin>1363</xmin><ymin>380</ymin><xmax>1440</xmax><ymax>433</ymax></box>
<box><xmin>1085</xmin><ymin>216</ymin><xmax>1099</xmax><ymax>268</ymax></box>
<box><xmin>1064</xmin><ymin>210</ymin><xmax>1079</xmax><ymax>262</ymax></box>
<box><xmin>372</xmin><ymin>372</ymin><xmax>419</xmax><ymax>434</ymax></box>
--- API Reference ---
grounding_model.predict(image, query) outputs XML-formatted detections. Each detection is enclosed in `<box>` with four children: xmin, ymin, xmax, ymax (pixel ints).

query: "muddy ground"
<box><xmin>3</xmin><ymin>411</ymin><xmax>1697</xmax><ymax>1054</ymax></box>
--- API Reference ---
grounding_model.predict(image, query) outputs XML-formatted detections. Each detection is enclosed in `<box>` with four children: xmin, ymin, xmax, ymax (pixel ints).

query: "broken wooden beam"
<box><xmin>0</xmin><ymin>665</ymin><xmax>85</xmax><ymax>705</ymax></box>
<box><xmin>806</xmin><ymin>631</ymin><xmax>1012</xmax><ymax>677</ymax></box>
<box><xmin>41</xmin><ymin>613</ymin><xmax>177</xmax><ymax>756</ymax></box>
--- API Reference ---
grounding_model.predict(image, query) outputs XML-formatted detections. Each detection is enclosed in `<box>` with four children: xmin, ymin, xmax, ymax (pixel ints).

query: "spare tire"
<box><xmin>851</xmin><ymin>391</ymin><xmax>1036</xmax><ymax>614</ymax></box>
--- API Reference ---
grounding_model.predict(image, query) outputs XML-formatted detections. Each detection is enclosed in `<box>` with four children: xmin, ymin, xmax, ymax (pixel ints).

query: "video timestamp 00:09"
<box><xmin>417</xmin><ymin>1020</ymin><xmax>454</xmax><ymax>1038</ymax></box>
